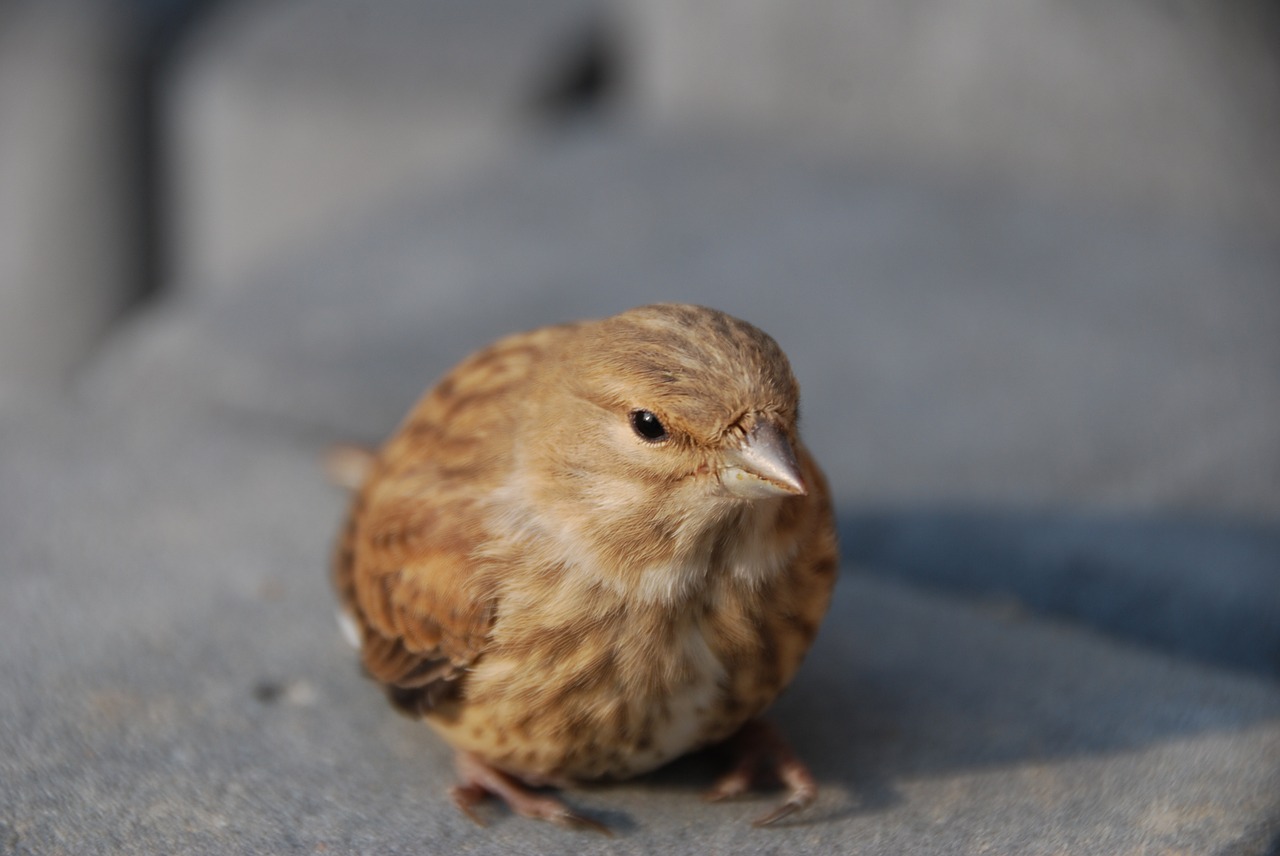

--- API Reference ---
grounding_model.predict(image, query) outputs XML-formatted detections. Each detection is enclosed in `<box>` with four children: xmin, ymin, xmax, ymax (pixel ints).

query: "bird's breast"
<box><xmin>425</xmin><ymin>571</ymin><xmax>765</xmax><ymax>781</ymax></box>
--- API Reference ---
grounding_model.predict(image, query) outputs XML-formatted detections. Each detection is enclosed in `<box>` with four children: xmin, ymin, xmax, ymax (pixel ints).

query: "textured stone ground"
<box><xmin>3</xmin><ymin>126</ymin><xmax>1279</xmax><ymax>854</ymax></box>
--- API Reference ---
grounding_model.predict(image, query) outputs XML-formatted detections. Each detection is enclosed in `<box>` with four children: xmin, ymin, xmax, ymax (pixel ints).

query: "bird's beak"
<box><xmin>721</xmin><ymin>419</ymin><xmax>808</xmax><ymax>499</ymax></box>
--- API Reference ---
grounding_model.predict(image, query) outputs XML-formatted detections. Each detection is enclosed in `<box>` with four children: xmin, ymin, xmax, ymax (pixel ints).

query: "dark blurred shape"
<box><xmin>128</xmin><ymin>0</ymin><xmax>223</xmax><ymax>305</ymax></box>
<box><xmin>529</xmin><ymin>14</ymin><xmax>622</xmax><ymax>123</ymax></box>
<box><xmin>0</xmin><ymin>0</ymin><xmax>214</xmax><ymax>399</ymax></box>
<box><xmin>0</xmin><ymin>1</ymin><xmax>138</xmax><ymax>395</ymax></box>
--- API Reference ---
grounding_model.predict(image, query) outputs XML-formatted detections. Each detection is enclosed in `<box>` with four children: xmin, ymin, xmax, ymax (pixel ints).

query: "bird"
<box><xmin>331</xmin><ymin>303</ymin><xmax>839</xmax><ymax>831</ymax></box>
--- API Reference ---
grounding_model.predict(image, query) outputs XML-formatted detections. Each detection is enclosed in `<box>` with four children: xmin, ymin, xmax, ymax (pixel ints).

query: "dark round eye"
<box><xmin>630</xmin><ymin>409</ymin><xmax>668</xmax><ymax>442</ymax></box>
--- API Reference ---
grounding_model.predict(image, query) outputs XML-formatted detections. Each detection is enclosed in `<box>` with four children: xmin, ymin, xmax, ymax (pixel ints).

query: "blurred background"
<box><xmin>2</xmin><ymin>0</ymin><xmax>1280</xmax><ymax>660</ymax></box>
<box><xmin>4</xmin><ymin>0</ymin><xmax>1278</xmax><ymax>397</ymax></box>
<box><xmin>2</xmin><ymin>1</ymin><xmax>1280</xmax><ymax>850</ymax></box>
<box><xmin>3</xmin><ymin>0</ymin><xmax>1278</xmax><ymax>651</ymax></box>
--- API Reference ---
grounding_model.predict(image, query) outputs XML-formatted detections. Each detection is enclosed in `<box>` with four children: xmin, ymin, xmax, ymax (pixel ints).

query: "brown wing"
<box><xmin>332</xmin><ymin>325</ymin><xmax>571</xmax><ymax>714</ymax></box>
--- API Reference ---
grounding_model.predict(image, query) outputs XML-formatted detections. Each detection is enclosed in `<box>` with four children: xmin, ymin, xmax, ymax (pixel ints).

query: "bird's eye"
<box><xmin>630</xmin><ymin>409</ymin><xmax>668</xmax><ymax>442</ymax></box>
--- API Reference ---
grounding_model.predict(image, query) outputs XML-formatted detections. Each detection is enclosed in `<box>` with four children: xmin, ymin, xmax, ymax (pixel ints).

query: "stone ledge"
<box><xmin>2</xmin><ymin>393</ymin><xmax>1277</xmax><ymax>853</ymax></box>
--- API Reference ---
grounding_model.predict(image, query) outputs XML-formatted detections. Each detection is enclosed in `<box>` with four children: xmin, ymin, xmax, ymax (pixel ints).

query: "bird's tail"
<box><xmin>324</xmin><ymin>443</ymin><xmax>376</xmax><ymax>491</ymax></box>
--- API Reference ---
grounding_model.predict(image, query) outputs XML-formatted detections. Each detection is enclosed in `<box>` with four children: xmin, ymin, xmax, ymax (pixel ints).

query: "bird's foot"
<box><xmin>450</xmin><ymin>751</ymin><xmax>611</xmax><ymax>835</ymax></box>
<box><xmin>705</xmin><ymin>719</ymin><xmax>817</xmax><ymax>826</ymax></box>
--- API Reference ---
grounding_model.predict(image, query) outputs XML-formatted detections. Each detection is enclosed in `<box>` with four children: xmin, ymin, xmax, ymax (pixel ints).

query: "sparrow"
<box><xmin>332</xmin><ymin>303</ymin><xmax>839</xmax><ymax>831</ymax></box>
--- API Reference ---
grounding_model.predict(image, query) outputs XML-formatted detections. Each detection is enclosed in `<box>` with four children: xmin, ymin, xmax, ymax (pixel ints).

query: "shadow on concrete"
<box><xmin>839</xmin><ymin>508</ymin><xmax>1280</xmax><ymax>681</ymax></box>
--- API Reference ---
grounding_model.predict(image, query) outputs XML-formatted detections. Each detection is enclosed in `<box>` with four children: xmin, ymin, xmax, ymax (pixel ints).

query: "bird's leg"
<box><xmin>449</xmin><ymin>751</ymin><xmax>611</xmax><ymax>835</ymax></box>
<box><xmin>705</xmin><ymin>719</ymin><xmax>818</xmax><ymax>826</ymax></box>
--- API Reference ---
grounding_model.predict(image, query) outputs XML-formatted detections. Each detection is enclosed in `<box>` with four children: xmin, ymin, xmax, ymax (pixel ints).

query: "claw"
<box><xmin>551</xmin><ymin>809</ymin><xmax>614</xmax><ymax>836</ymax></box>
<box><xmin>450</xmin><ymin>751</ymin><xmax>610</xmax><ymax>834</ymax></box>
<box><xmin>705</xmin><ymin>719</ymin><xmax>818</xmax><ymax>827</ymax></box>
<box><xmin>449</xmin><ymin>783</ymin><xmax>490</xmax><ymax>827</ymax></box>
<box><xmin>752</xmin><ymin>799</ymin><xmax>802</xmax><ymax>827</ymax></box>
<box><xmin>752</xmin><ymin>787</ymin><xmax>814</xmax><ymax>827</ymax></box>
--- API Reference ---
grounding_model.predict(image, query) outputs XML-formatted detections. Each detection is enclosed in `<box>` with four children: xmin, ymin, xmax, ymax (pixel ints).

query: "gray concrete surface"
<box><xmin>4</xmin><ymin>124</ymin><xmax>1278</xmax><ymax>853</ymax></box>
<box><xmin>622</xmin><ymin>0</ymin><xmax>1280</xmax><ymax>234</ymax></box>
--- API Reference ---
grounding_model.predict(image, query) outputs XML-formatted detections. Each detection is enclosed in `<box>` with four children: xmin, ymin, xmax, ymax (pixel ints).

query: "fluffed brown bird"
<box><xmin>332</xmin><ymin>304</ymin><xmax>838</xmax><ymax>831</ymax></box>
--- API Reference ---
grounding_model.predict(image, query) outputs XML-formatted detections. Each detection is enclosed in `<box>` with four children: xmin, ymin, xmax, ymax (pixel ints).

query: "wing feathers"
<box><xmin>332</xmin><ymin>328</ymin><xmax>553</xmax><ymax>710</ymax></box>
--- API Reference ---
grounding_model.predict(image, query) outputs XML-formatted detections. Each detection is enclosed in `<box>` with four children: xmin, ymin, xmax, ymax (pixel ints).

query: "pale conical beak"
<box><xmin>721</xmin><ymin>420</ymin><xmax>808</xmax><ymax>498</ymax></box>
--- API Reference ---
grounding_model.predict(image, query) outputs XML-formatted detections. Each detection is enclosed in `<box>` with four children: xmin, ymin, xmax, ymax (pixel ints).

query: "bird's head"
<box><xmin>521</xmin><ymin>304</ymin><xmax>809</xmax><ymax>569</ymax></box>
